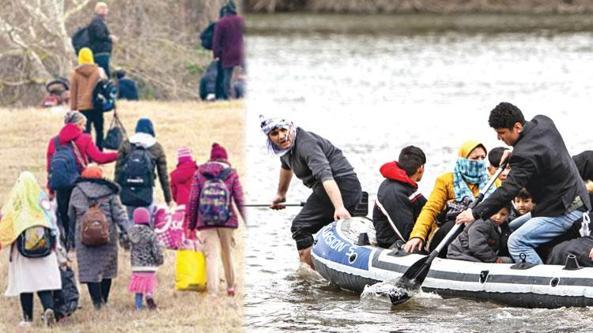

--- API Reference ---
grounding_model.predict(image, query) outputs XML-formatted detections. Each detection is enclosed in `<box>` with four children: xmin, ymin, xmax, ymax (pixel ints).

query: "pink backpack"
<box><xmin>154</xmin><ymin>205</ymin><xmax>185</xmax><ymax>250</ymax></box>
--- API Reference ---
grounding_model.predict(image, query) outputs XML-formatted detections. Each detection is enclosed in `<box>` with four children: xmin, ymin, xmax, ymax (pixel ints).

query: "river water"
<box><xmin>244</xmin><ymin>14</ymin><xmax>593</xmax><ymax>332</ymax></box>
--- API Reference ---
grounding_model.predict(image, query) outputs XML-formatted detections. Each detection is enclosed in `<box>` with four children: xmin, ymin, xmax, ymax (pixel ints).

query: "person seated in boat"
<box><xmin>487</xmin><ymin>147</ymin><xmax>510</xmax><ymax>182</ymax></box>
<box><xmin>508</xmin><ymin>188</ymin><xmax>535</xmax><ymax>231</ymax></box>
<box><xmin>456</xmin><ymin>102</ymin><xmax>591</xmax><ymax>265</ymax></box>
<box><xmin>447</xmin><ymin>204</ymin><xmax>513</xmax><ymax>263</ymax></box>
<box><xmin>403</xmin><ymin>140</ymin><xmax>495</xmax><ymax>255</ymax></box>
<box><xmin>261</xmin><ymin>116</ymin><xmax>363</xmax><ymax>268</ymax></box>
<box><xmin>572</xmin><ymin>150</ymin><xmax>593</xmax><ymax>203</ymax></box>
<box><xmin>372</xmin><ymin>146</ymin><xmax>427</xmax><ymax>248</ymax></box>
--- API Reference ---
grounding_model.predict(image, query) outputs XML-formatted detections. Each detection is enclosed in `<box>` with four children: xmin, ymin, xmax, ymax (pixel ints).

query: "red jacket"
<box><xmin>169</xmin><ymin>160</ymin><xmax>198</xmax><ymax>205</ymax></box>
<box><xmin>46</xmin><ymin>123</ymin><xmax>117</xmax><ymax>191</ymax></box>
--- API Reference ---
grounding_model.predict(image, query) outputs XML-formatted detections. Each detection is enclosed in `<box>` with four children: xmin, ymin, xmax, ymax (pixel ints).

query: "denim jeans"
<box><xmin>94</xmin><ymin>53</ymin><xmax>111</xmax><ymax>78</ymax></box>
<box><xmin>508</xmin><ymin>210</ymin><xmax>584</xmax><ymax>264</ymax></box>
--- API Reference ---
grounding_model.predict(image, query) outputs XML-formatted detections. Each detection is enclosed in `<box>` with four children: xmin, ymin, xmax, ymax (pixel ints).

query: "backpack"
<box><xmin>118</xmin><ymin>145</ymin><xmax>155</xmax><ymax>207</ymax></box>
<box><xmin>198</xmin><ymin>168</ymin><xmax>233</xmax><ymax>226</ymax></box>
<box><xmin>72</xmin><ymin>26</ymin><xmax>90</xmax><ymax>55</ymax></box>
<box><xmin>48</xmin><ymin>137</ymin><xmax>85</xmax><ymax>191</ymax></box>
<box><xmin>80</xmin><ymin>199</ymin><xmax>110</xmax><ymax>246</ymax></box>
<box><xmin>93</xmin><ymin>79</ymin><xmax>117</xmax><ymax>112</ymax></box>
<box><xmin>16</xmin><ymin>226</ymin><xmax>56</xmax><ymax>258</ymax></box>
<box><xmin>199</xmin><ymin>22</ymin><xmax>216</xmax><ymax>50</ymax></box>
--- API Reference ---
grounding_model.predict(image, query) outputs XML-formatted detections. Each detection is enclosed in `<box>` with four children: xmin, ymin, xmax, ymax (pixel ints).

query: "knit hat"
<box><xmin>64</xmin><ymin>111</ymin><xmax>87</xmax><ymax>124</ymax></box>
<box><xmin>135</xmin><ymin>118</ymin><xmax>155</xmax><ymax>137</ymax></box>
<box><xmin>78</xmin><ymin>48</ymin><xmax>94</xmax><ymax>65</ymax></box>
<box><xmin>133</xmin><ymin>207</ymin><xmax>151</xmax><ymax>225</ymax></box>
<box><xmin>177</xmin><ymin>146</ymin><xmax>193</xmax><ymax>164</ymax></box>
<box><xmin>81</xmin><ymin>165</ymin><xmax>103</xmax><ymax>179</ymax></box>
<box><xmin>210</xmin><ymin>143</ymin><xmax>228</xmax><ymax>161</ymax></box>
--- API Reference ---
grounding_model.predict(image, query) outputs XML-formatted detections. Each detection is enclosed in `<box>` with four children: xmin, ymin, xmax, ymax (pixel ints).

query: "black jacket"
<box><xmin>473</xmin><ymin>115</ymin><xmax>591</xmax><ymax>219</ymax></box>
<box><xmin>372</xmin><ymin>161</ymin><xmax>427</xmax><ymax>248</ymax></box>
<box><xmin>88</xmin><ymin>15</ymin><xmax>112</xmax><ymax>54</ymax></box>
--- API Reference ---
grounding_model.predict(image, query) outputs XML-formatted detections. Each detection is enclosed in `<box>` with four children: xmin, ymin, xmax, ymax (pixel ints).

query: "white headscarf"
<box><xmin>259</xmin><ymin>115</ymin><xmax>297</xmax><ymax>157</ymax></box>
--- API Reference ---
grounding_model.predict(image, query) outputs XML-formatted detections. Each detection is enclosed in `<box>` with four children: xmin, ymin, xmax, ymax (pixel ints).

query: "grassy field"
<box><xmin>0</xmin><ymin>101</ymin><xmax>245</xmax><ymax>332</ymax></box>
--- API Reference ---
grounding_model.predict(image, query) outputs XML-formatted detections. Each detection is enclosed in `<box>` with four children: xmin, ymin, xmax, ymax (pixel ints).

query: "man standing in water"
<box><xmin>261</xmin><ymin>116</ymin><xmax>362</xmax><ymax>268</ymax></box>
<box><xmin>456</xmin><ymin>102</ymin><xmax>591</xmax><ymax>264</ymax></box>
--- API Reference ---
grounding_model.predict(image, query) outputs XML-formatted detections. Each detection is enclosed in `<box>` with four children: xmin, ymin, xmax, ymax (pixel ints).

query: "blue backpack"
<box><xmin>198</xmin><ymin>168</ymin><xmax>233</xmax><ymax>226</ymax></box>
<box><xmin>93</xmin><ymin>79</ymin><xmax>117</xmax><ymax>112</ymax></box>
<box><xmin>49</xmin><ymin>137</ymin><xmax>83</xmax><ymax>191</ymax></box>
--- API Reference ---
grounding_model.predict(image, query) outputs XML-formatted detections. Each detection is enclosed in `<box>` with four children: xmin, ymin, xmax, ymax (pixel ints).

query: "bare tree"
<box><xmin>1</xmin><ymin>0</ymin><xmax>231</xmax><ymax>106</ymax></box>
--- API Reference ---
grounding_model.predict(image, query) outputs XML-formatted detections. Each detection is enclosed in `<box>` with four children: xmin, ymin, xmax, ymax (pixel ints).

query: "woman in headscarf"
<box><xmin>68</xmin><ymin>165</ymin><xmax>128</xmax><ymax>310</ymax></box>
<box><xmin>114</xmin><ymin>117</ymin><xmax>172</xmax><ymax>222</ymax></box>
<box><xmin>260</xmin><ymin>115</ymin><xmax>362</xmax><ymax>268</ymax></box>
<box><xmin>1</xmin><ymin>172</ymin><xmax>61</xmax><ymax>327</ymax></box>
<box><xmin>70</xmin><ymin>47</ymin><xmax>107</xmax><ymax>150</ymax></box>
<box><xmin>187</xmin><ymin>143</ymin><xmax>244</xmax><ymax>296</ymax></box>
<box><xmin>404</xmin><ymin>140</ymin><xmax>494</xmax><ymax>255</ymax></box>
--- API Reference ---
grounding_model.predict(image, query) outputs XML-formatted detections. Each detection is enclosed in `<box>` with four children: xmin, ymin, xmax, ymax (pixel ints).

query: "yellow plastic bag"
<box><xmin>175</xmin><ymin>249</ymin><xmax>207</xmax><ymax>291</ymax></box>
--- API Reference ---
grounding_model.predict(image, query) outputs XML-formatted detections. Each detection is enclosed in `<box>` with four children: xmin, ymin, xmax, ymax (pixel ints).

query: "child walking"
<box><xmin>128</xmin><ymin>207</ymin><xmax>164</xmax><ymax>310</ymax></box>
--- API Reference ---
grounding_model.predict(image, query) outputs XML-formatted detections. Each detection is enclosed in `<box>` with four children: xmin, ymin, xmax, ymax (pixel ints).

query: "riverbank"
<box><xmin>248</xmin><ymin>12</ymin><xmax>593</xmax><ymax>35</ymax></box>
<box><xmin>0</xmin><ymin>101</ymin><xmax>245</xmax><ymax>332</ymax></box>
<box><xmin>246</xmin><ymin>0</ymin><xmax>593</xmax><ymax>14</ymax></box>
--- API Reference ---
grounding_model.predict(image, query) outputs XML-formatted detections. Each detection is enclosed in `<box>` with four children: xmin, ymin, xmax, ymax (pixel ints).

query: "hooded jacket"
<box><xmin>186</xmin><ymin>161</ymin><xmax>244</xmax><ymax>230</ymax></box>
<box><xmin>408</xmin><ymin>140</ymin><xmax>493</xmax><ymax>242</ymax></box>
<box><xmin>114</xmin><ymin>133</ymin><xmax>172</xmax><ymax>204</ymax></box>
<box><xmin>473</xmin><ymin>115</ymin><xmax>591</xmax><ymax>220</ymax></box>
<box><xmin>372</xmin><ymin>162</ymin><xmax>426</xmax><ymax>248</ymax></box>
<box><xmin>447</xmin><ymin>218</ymin><xmax>503</xmax><ymax>263</ymax></box>
<box><xmin>128</xmin><ymin>224</ymin><xmax>164</xmax><ymax>271</ymax></box>
<box><xmin>170</xmin><ymin>160</ymin><xmax>198</xmax><ymax>205</ymax></box>
<box><xmin>70</xmin><ymin>64</ymin><xmax>103</xmax><ymax>111</ymax></box>
<box><xmin>212</xmin><ymin>13</ymin><xmax>244</xmax><ymax>68</ymax></box>
<box><xmin>68</xmin><ymin>177</ymin><xmax>127</xmax><ymax>283</ymax></box>
<box><xmin>46</xmin><ymin>123</ymin><xmax>118</xmax><ymax>191</ymax></box>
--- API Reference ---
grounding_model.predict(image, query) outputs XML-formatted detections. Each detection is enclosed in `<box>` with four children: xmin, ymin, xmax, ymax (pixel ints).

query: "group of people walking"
<box><xmin>1</xmin><ymin>109</ymin><xmax>244</xmax><ymax>327</ymax></box>
<box><xmin>261</xmin><ymin>102</ymin><xmax>593</xmax><ymax>270</ymax></box>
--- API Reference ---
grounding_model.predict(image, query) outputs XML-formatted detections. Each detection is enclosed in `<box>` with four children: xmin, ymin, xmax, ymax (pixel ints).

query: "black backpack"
<box><xmin>200</xmin><ymin>22</ymin><xmax>216</xmax><ymax>50</ymax></box>
<box><xmin>16</xmin><ymin>226</ymin><xmax>56</xmax><ymax>258</ymax></box>
<box><xmin>118</xmin><ymin>144</ymin><xmax>155</xmax><ymax>206</ymax></box>
<box><xmin>93</xmin><ymin>79</ymin><xmax>117</xmax><ymax>112</ymax></box>
<box><xmin>72</xmin><ymin>26</ymin><xmax>90</xmax><ymax>55</ymax></box>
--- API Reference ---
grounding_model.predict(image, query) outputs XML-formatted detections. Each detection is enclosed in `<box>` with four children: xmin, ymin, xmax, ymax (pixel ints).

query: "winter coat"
<box><xmin>170</xmin><ymin>161</ymin><xmax>198</xmax><ymax>205</ymax></box>
<box><xmin>46</xmin><ymin>123</ymin><xmax>118</xmax><ymax>192</ymax></box>
<box><xmin>186</xmin><ymin>161</ymin><xmax>244</xmax><ymax>231</ymax></box>
<box><xmin>573</xmin><ymin>150</ymin><xmax>593</xmax><ymax>181</ymax></box>
<box><xmin>128</xmin><ymin>224</ymin><xmax>164</xmax><ymax>272</ymax></box>
<box><xmin>117</xmin><ymin>78</ymin><xmax>138</xmax><ymax>100</ymax></box>
<box><xmin>409</xmin><ymin>172</ymin><xmax>480</xmax><ymax>242</ymax></box>
<box><xmin>372</xmin><ymin>161</ymin><xmax>427</xmax><ymax>248</ymax></box>
<box><xmin>212</xmin><ymin>14</ymin><xmax>244</xmax><ymax>68</ymax></box>
<box><xmin>473</xmin><ymin>115</ymin><xmax>591</xmax><ymax>220</ymax></box>
<box><xmin>114</xmin><ymin>133</ymin><xmax>172</xmax><ymax>204</ymax></box>
<box><xmin>68</xmin><ymin>178</ymin><xmax>128</xmax><ymax>283</ymax></box>
<box><xmin>447</xmin><ymin>219</ymin><xmax>503</xmax><ymax>263</ymax></box>
<box><xmin>70</xmin><ymin>64</ymin><xmax>103</xmax><ymax>111</ymax></box>
<box><xmin>88</xmin><ymin>15</ymin><xmax>112</xmax><ymax>54</ymax></box>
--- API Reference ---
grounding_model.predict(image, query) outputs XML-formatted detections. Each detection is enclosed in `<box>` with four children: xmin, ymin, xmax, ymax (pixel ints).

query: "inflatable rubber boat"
<box><xmin>311</xmin><ymin>217</ymin><xmax>593</xmax><ymax>308</ymax></box>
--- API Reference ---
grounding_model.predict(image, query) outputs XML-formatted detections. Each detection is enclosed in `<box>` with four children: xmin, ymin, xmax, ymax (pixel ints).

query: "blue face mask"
<box><xmin>453</xmin><ymin>158</ymin><xmax>492</xmax><ymax>202</ymax></box>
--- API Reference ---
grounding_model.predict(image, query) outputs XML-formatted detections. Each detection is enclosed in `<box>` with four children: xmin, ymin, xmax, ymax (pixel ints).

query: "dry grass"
<box><xmin>0</xmin><ymin>101</ymin><xmax>245</xmax><ymax>332</ymax></box>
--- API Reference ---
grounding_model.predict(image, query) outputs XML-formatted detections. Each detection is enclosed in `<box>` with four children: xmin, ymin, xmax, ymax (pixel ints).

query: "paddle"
<box><xmin>388</xmin><ymin>161</ymin><xmax>509</xmax><ymax>306</ymax></box>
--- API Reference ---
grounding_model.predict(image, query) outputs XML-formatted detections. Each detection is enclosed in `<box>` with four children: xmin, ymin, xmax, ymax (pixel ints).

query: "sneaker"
<box><xmin>146</xmin><ymin>297</ymin><xmax>157</xmax><ymax>310</ymax></box>
<box><xmin>227</xmin><ymin>287</ymin><xmax>236</xmax><ymax>297</ymax></box>
<box><xmin>43</xmin><ymin>309</ymin><xmax>55</xmax><ymax>327</ymax></box>
<box><xmin>18</xmin><ymin>321</ymin><xmax>32</xmax><ymax>328</ymax></box>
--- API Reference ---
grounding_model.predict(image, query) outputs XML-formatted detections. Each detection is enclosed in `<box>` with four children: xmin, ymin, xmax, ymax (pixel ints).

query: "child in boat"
<box><xmin>447</xmin><ymin>204</ymin><xmax>514</xmax><ymax>263</ymax></box>
<box><xmin>508</xmin><ymin>188</ymin><xmax>535</xmax><ymax>231</ymax></box>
